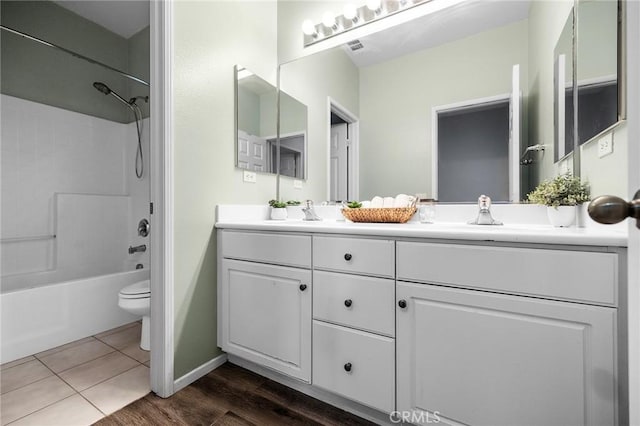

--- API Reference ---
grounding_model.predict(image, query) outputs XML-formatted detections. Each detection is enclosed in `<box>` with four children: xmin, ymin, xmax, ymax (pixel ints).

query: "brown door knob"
<box><xmin>588</xmin><ymin>190</ymin><xmax>640</xmax><ymax>228</ymax></box>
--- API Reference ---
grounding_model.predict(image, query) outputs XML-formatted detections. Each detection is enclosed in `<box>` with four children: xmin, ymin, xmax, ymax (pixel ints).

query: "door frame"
<box><xmin>625</xmin><ymin>0</ymin><xmax>639</xmax><ymax>422</ymax></box>
<box><xmin>327</xmin><ymin>98</ymin><xmax>359</xmax><ymax>201</ymax></box>
<box><xmin>431</xmin><ymin>93</ymin><xmax>511</xmax><ymax>201</ymax></box>
<box><xmin>149</xmin><ymin>0</ymin><xmax>174</xmax><ymax>398</ymax></box>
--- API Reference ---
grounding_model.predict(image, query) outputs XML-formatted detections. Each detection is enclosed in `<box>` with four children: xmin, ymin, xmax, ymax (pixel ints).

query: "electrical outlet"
<box><xmin>598</xmin><ymin>133</ymin><xmax>613</xmax><ymax>158</ymax></box>
<box><xmin>243</xmin><ymin>170</ymin><xmax>257</xmax><ymax>183</ymax></box>
<box><xmin>293</xmin><ymin>180</ymin><xmax>303</xmax><ymax>189</ymax></box>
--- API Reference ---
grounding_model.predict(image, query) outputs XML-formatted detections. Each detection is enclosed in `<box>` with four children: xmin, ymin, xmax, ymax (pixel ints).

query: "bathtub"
<box><xmin>1</xmin><ymin>268</ymin><xmax>148</xmax><ymax>363</ymax></box>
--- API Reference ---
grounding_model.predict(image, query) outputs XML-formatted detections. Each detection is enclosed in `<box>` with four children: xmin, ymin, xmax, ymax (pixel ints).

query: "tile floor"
<box><xmin>0</xmin><ymin>322</ymin><xmax>150</xmax><ymax>426</ymax></box>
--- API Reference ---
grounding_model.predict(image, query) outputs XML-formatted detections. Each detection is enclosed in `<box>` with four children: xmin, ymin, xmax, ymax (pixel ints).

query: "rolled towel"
<box><xmin>394</xmin><ymin>193</ymin><xmax>412</xmax><ymax>207</ymax></box>
<box><xmin>383</xmin><ymin>196</ymin><xmax>395</xmax><ymax>207</ymax></box>
<box><xmin>371</xmin><ymin>196</ymin><xmax>383</xmax><ymax>208</ymax></box>
<box><xmin>361</xmin><ymin>200</ymin><xmax>371</xmax><ymax>208</ymax></box>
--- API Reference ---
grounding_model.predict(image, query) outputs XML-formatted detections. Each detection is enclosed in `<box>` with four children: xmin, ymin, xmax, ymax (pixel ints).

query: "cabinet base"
<box><xmin>227</xmin><ymin>354</ymin><xmax>394</xmax><ymax>425</ymax></box>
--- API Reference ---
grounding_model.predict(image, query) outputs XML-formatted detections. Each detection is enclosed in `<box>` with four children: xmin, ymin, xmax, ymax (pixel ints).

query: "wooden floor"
<box><xmin>94</xmin><ymin>362</ymin><xmax>376</xmax><ymax>426</ymax></box>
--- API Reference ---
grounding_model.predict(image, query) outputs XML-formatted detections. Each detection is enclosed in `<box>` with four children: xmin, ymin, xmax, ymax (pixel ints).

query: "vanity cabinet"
<box><xmin>219</xmin><ymin>231</ymin><xmax>312</xmax><ymax>382</ymax></box>
<box><xmin>396</xmin><ymin>242</ymin><xmax>619</xmax><ymax>426</ymax></box>
<box><xmin>312</xmin><ymin>236</ymin><xmax>396</xmax><ymax>413</ymax></box>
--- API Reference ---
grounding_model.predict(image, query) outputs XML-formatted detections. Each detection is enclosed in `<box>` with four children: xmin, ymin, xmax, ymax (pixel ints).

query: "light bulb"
<box><xmin>301</xmin><ymin>19</ymin><xmax>317</xmax><ymax>36</ymax></box>
<box><xmin>366</xmin><ymin>0</ymin><xmax>382</xmax><ymax>12</ymax></box>
<box><xmin>322</xmin><ymin>12</ymin><xmax>336</xmax><ymax>29</ymax></box>
<box><xmin>343</xmin><ymin>4</ymin><xmax>358</xmax><ymax>21</ymax></box>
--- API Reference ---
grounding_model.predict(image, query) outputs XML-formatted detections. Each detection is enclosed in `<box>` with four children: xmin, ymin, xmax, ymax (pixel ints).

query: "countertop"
<box><xmin>215</xmin><ymin>205</ymin><xmax>628</xmax><ymax>247</ymax></box>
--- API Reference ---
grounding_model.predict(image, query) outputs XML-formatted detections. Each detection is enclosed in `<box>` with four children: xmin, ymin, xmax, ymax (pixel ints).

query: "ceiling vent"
<box><xmin>347</xmin><ymin>40</ymin><xmax>364</xmax><ymax>51</ymax></box>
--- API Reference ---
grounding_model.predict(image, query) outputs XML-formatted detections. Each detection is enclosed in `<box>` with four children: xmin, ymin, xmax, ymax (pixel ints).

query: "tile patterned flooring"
<box><xmin>0</xmin><ymin>322</ymin><xmax>150</xmax><ymax>425</ymax></box>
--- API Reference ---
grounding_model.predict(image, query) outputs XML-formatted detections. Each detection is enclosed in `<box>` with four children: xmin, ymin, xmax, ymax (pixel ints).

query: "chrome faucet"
<box><xmin>302</xmin><ymin>200</ymin><xmax>322</xmax><ymax>221</ymax></box>
<box><xmin>128</xmin><ymin>244</ymin><xmax>147</xmax><ymax>254</ymax></box>
<box><xmin>468</xmin><ymin>195</ymin><xmax>503</xmax><ymax>225</ymax></box>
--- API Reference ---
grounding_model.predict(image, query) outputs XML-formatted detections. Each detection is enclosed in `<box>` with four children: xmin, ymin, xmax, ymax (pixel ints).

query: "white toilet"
<box><xmin>118</xmin><ymin>280</ymin><xmax>150</xmax><ymax>351</ymax></box>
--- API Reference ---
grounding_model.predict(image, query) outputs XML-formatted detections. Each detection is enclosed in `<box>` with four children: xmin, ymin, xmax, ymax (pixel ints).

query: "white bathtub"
<box><xmin>1</xmin><ymin>269</ymin><xmax>148</xmax><ymax>363</ymax></box>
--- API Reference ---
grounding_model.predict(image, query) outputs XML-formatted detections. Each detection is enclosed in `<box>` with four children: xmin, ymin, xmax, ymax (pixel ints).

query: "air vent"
<box><xmin>347</xmin><ymin>40</ymin><xmax>364</xmax><ymax>51</ymax></box>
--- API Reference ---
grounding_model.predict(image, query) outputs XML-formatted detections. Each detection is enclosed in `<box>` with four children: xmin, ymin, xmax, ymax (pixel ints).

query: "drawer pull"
<box><xmin>398</xmin><ymin>299</ymin><xmax>407</xmax><ymax>309</ymax></box>
<box><xmin>344</xmin><ymin>362</ymin><xmax>352</xmax><ymax>372</ymax></box>
<box><xmin>299</xmin><ymin>284</ymin><xmax>308</xmax><ymax>291</ymax></box>
<box><xmin>344</xmin><ymin>299</ymin><xmax>353</xmax><ymax>308</ymax></box>
<box><xmin>344</xmin><ymin>253</ymin><xmax>353</xmax><ymax>261</ymax></box>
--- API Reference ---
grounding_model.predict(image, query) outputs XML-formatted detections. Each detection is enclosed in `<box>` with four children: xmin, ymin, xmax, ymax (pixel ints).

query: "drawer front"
<box><xmin>313</xmin><ymin>271</ymin><xmax>395</xmax><ymax>337</ymax></box>
<box><xmin>313</xmin><ymin>236</ymin><xmax>394</xmax><ymax>277</ymax></box>
<box><xmin>313</xmin><ymin>321</ymin><xmax>395</xmax><ymax>413</ymax></box>
<box><xmin>397</xmin><ymin>242</ymin><xmax>618</xmax><ymax>306</ymax></box>
<box><xmin>221</xmin><ymin>231</ymin><xmax>311</xmax><ymax>268</ymax></box>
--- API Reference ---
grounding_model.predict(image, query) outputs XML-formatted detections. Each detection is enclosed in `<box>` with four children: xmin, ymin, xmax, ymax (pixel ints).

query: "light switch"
<box><xmin>243</xmin><ymin>171</ymin><xmax>257</xmax><ymax>183</ymax></box>
<box><xmin>598</xmin><ymin>133</ymin><xmax>613</xmax><ymax>158</ymax></box>
<box><xmin>293</xmin><ymin>180</ymin><xmax>303</xmax><ymax>189</ymax></box>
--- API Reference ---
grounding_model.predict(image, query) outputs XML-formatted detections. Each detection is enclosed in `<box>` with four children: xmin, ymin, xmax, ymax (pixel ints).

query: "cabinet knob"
<box><xmin>344</xmin><ymin>299</ymin><xmax>353</xmax><ymax>308</ymax></box>
<box><xmin>344</xmin><ymin>253</ymin><xmax>352</xmax><ymax>261</ymax></box>
<box><xmin>299</xmin><ymin>284</ymin><xmax>307</xmax><ymax>291</ymax></box>
<box><xmin>344</xmin><ymin>362</ymin><xmax>352</xmax><ymax>372</ymax></box>
<box><xmin>398</xmin><ymin>299</ymin><xmax>407</xmax><ymax>309</ymax></box>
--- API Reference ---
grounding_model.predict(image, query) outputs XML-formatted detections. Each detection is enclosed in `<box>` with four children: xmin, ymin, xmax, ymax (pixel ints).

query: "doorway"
<box><xmin>328</xmin><ymin>99</ymin><xmax>359</xmax><ymax>202</ymax></box>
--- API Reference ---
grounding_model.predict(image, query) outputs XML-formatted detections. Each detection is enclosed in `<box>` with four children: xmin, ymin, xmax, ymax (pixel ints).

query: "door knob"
<box><xmin>588</xmin><ymin>189</ymin><xmax>640</xmax><ymax>229</ymax></box>
<box><xmin>299</xmin><ymin>284</ymin><xmax>307</xmax><ymax>291</ymax></box>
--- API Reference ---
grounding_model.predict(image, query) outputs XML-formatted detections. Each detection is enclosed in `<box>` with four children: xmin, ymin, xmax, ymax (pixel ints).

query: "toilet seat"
<box><xmin>119</xmin><ymin>280</ymin><xmax>150</xmax><ymax>299</ymax></box>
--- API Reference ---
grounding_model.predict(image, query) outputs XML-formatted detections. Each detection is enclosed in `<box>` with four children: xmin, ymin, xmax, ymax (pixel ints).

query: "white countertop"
<box><xmin>215</xmin><ymin>205</ymin><xmax>628</xmax><ymax>247</ymax></box>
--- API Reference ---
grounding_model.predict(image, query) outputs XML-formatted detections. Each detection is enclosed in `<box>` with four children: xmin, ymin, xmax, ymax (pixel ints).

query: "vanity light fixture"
<box><xmin>322</xmin><ymin>12</ymin><xmax>339</xmax><ymax>32</ymax></box>
<box><xmin>301</xmin><ymin>0</ymin><xmax>429</xmax><ymax>47</ymax></box>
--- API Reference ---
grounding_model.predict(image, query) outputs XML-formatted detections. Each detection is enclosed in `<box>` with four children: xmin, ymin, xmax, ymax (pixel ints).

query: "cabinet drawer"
<box><xmin>313</xmin><ymin>271</ymin><xmax>395</xmax><ymax>337</ymax></box>
<box><xmin>313</xmin><ymin>321</ymin><xmax>395</xmax><ymax>413</ymax></box>
<box><xmin>221</xmin><ymin>231</ymin><xmax>311</xmax><ymax>268</ymax></box>
<box><xmin>313</xmin><ymin>236</ymin><xmax>394</xmax><ymax>277</ymax></box>
<box><xmin>397</xmin><ymin>242</ymin><xmax>618</xmax><ymax>306</ymax></box>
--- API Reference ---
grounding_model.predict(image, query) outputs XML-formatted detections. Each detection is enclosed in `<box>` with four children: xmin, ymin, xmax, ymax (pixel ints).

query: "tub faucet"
<box><xmin>128</xmin><ymin>244</ymin><xmax>147</xmax><ymax>254</ymax></box>
<box><xmin>468</xmin><ymin>195</ymin><xmax>503</xmax><ymax>225</ymax></box>
<box><xmin>302</xmin><ymin>200</ymin><xmax>322</xmax><ymax>221</ymax></box>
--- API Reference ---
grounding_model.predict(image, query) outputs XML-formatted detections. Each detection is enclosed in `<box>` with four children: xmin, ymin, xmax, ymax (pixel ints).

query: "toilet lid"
<box><xmin>120</xmin><ymin>280</ymin><xmax>150</xmax><ymax>296</ymax></box>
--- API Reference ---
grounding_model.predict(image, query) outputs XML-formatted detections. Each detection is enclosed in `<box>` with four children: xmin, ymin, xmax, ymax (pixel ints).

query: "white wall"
<box><xmin>1</xmin><ymin>95</ymin><xmax>150</xmax><ymax>283</ymax></box>
<box><xmin>173</xmin><ymin>0</ymin><xmax>278</xmax><ymax>378</ymax></box>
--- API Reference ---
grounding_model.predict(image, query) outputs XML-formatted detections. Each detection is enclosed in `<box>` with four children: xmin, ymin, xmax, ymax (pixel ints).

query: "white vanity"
<box><xmin>216</xmin><ymin>206</ymin><xmax>627</xmax><ymax>426</ymax></box>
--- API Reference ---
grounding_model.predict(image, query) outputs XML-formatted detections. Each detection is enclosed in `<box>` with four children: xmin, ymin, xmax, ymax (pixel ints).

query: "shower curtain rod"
<box><xmin>0</xmin><ymin>25</ymin><xmax>150</xmax><ymax>87</ymax></box>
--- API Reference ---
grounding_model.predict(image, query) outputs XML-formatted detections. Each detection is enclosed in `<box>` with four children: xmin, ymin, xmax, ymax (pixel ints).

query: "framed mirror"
<box><xmin>235</xmin><ymin>65</ymin><xmax>308</xmax><ymax>178</ymax></box>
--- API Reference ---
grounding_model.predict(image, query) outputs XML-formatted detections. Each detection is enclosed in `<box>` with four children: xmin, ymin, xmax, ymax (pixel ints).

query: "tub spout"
<box><xmin>128</xmin><ymin>244</ymin><xmax>147</xmax><ymax>254</ymax></box>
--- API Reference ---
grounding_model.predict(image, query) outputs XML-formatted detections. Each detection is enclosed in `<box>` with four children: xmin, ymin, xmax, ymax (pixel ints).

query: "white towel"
<box><xmin>371</xmin><ymin>196</ymin><xmax>384</xmax><ymax>208</ymax></box>
<box><xmin>383</xmin><ymin>197</ymin><xmax>395</xmax><ymax>207</ymax></box>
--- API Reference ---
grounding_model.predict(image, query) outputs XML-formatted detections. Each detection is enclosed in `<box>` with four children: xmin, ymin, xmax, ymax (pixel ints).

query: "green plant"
<box><xmin>286</xmin><ymin>200</ymin><xmax>301</xmax><ymax>206</ymax></box>
<box><xmin>268</xmin><ymin>199</ymin><xmax>287</xmax><ymax>208</ymax></box>
<box><xmin>346</xmin><ymin>201</ymin><xmax>362</xmax><ymax>209</ymax></box>
<box><xmin>527</xmin><ymin>174</ymin><xmax>590</xmax><ymax>207</ymax></box>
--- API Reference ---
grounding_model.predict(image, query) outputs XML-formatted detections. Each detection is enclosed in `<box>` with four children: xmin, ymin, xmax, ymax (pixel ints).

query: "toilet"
<box><xmin>118</xmin><ymin>280</ymin><xmax>150</xmax><ymax>351</ymax></box>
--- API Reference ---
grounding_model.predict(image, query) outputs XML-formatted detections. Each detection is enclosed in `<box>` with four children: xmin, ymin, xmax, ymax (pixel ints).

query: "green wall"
<box><xmin>1</xmin><ymin>1</ymin><xmax>148</xmax><ymax>124</ymax></box>
<box><xmin>173</xmin><ymin>0</ymin><xmax>278</xmax><ymax>379</ymax></box>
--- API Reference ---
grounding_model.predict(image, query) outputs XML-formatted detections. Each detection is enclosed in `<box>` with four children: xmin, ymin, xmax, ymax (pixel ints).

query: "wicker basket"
<box><xmin>341</xmin><ymin>207</ymin><xmax>417</xmax><ymax>223</ymax></box>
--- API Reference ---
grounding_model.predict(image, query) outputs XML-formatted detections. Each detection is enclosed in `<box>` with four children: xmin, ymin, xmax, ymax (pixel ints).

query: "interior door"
<box><xmin>237</xmin><ymin>130</ymin><xmax>266</xmax><ymax>172</ymax></box>
<box><xmin>330</xmin><ymin>123</ymin><xmax>348</xmax><ymax>201</ymax></box>
<box><xmin>510</xmin><ymin>63</ymin><xmax>521</xmax><ymax>202</ymax></box>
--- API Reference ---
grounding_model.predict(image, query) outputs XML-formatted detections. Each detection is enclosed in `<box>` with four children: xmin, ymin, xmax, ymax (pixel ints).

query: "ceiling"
<box><xmin>343</xmin><ymin>0</ymin><xmax>531</xmax><ymax>68</ymax></box>
<box><xmin>53</xmin><ymin>0</ymin><xmax>149</xmax><ymax>39</ymax></box>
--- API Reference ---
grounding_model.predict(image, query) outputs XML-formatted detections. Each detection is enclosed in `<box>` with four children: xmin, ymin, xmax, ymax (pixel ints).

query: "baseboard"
<box><xmin>228</xmin><ymin>354</ymin><xmax>393</xmax><ymax>425</ymax></box>
<box><xmin>173</xmin><ymin>353</ymin><xmax>228</xmax><ymax>393</ymax></box>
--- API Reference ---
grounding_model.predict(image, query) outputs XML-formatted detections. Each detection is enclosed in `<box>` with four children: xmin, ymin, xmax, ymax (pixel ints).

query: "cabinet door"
<box><xmin>221</xmin><ymin>259</ymin><xmax>311</xmax><ymax>382</ymax></box>
<box><xmin>397</xmin><ymin>282</ymin><xmax>617</xmax><ymax>426</ymax></box>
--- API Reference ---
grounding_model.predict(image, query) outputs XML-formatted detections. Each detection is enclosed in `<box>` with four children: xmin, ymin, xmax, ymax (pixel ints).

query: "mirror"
<box><xmin>277</xmin><ymin>0</ymin><xmax>624</xmax><ymax>202</ymax></box>
<box><xmin>554</xmin><ymin>9</ymin><xmax>575</xmax><ymax>162</ymax></box>
<box><xmin>575</xmin><ymin>0</ymin><xmax>620</xmax><ymax>144</ymax></box>
<box><xmin>235</xmin><ymin>65</ymin><xmax>308</xmax><ymax>178</ymax></box>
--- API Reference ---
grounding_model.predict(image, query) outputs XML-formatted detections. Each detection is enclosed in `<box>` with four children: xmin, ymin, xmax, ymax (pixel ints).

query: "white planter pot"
<box><xmin>546</xmin><ymin>206</ymin><xmax>576</xmax><ymax>227</ymax></box>
<box><xmin>270</xmin><ymin>207</ymin><xmax>287</xmax><ymax>220</ymax></box>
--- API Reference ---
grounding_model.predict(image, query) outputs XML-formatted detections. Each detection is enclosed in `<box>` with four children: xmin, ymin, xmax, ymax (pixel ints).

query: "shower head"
<box><xmin>92</xmin><ymin>81</ymin><xmax>134</xmax><ymax>111</ymax></box>
<box><xmin>93</xmin><ymin>82</ymin><xmax>111</xmax><ymax>95</ymax></box>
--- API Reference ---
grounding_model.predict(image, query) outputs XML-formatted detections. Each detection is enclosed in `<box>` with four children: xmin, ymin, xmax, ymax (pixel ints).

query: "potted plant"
<box><xmin>527</xmin><ymin>174</ymin><xmax>590</xmax><ymax>227</ymax></box>
<box><xmin>268</xmin><ymin>199</ymin><xmax>288</xmax><ymax>220</ymax></box>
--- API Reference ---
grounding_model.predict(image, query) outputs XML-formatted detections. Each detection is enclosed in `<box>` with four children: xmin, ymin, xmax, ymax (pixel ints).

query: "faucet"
<box><xmin>128</xmin><ymin>244</ymin><xmax>147</xmax><ymax>254</ymax></box>
<box><xmin>302</xmin><ymin>200</ymin><xmax>322</xmax><ymax>221</ymax></box>
<box><xmin>468</xmin><ymin>195</ymin><xmax>503</xmax><ymax>225</ymax></box>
